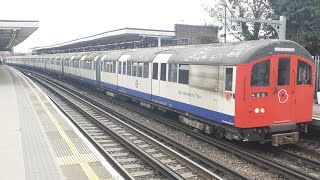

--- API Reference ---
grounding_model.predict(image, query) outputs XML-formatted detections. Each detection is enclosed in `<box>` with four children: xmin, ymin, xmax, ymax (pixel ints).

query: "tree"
<box><xmin>204</xmin><ymin>0</ymin><xmax>273</xmax><ymax>41</ymax></box>
<box><xmin>269</xmin><ymin>0</ymin><xmax>320</xmax><ymax>55</ymax></box>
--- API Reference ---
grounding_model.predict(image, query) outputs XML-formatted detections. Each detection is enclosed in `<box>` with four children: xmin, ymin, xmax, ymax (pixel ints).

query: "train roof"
<box><xmin>126</xmin><ymin>39</ymin><xmax>313</xmax><ymax>65</ymax></box>
<box><xmin>27</xmin><ymin>39</ymin><xmax>313</xmax><ymax>65</ymax></box>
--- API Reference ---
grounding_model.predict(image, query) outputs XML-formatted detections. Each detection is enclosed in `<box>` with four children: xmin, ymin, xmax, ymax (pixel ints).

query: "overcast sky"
<box><xmin>1</xmin><ymin>0</ymin><xmax>216</xmax><ymax>53</ymax></box>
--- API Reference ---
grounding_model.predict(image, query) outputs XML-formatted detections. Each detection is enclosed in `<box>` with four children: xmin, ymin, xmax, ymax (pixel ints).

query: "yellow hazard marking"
<box><xmin>21</xmin><ymin>75</ymin><xmax>99</xmax><ymax>180</ymax></box>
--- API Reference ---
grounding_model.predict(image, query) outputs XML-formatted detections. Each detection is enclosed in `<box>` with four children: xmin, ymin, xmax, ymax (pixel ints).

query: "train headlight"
<box><xmin>254</xmin><ymin>108</ymin><xmax>259</xmax><ymax>113</ymax></box>
<box><xmin>260</xmin><ymin>108</ymin><xmax>265</xmax><ymax>113</ymax></box>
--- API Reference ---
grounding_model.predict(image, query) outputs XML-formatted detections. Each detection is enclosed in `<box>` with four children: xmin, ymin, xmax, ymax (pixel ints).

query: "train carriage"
<box><xmin>6</xmin><ymin>39</ymin><xmax>314</xmax><ymax>146</ymax></box>
<box><xmin>62</xmin><ymin>53</ymin><xmax>75</xmax><ymax>76</ymax></box>
<box><xmin>120</xmin><ymin>48</ymin><xmax>160</xmax><ymax>101</ymax></box>
<box><xmin>79</xmin><ymin>52</ymin><xmax>101</xmax><ymax>85</ymax></box>
<box><xmin>99</xmin><ymin>50</ymin><xmax>129</xmax><ymax>91</ymax></box>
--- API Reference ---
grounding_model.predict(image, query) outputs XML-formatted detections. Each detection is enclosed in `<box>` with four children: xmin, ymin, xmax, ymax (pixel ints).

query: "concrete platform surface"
<box><xmin>0</xmin><ymin>65</ymin><xmax>122</xmax><ymax>180</ymax></box>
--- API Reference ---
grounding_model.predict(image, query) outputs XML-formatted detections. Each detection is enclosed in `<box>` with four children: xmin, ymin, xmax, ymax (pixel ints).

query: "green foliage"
<box><xmin>204</xmin><ymin>0</ymin><xmax>320</xmax><ymax>54</ymax></box>
<box><xmin>270</xmin><ymin>0</ymin><xmax>320</xmax><ymax>55</ymax></box>
<box><xmin>204</xmin><ymin>0</ymin><xmax>272</xmax><ymax>41</ymax></box>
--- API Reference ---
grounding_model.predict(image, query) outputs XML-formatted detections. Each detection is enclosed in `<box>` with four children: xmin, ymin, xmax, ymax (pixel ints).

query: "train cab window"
<box><xmin>178</xmin><ymin>64</ymin><xmax>189</xmax><ymax>84</ymax></box>
<box><xmin>297</xmin><ymin>60</ymin><xmax>312</xmax><ymax>85</ymax></box>
<box><xmin>93</xmin><ymin>61</ymin><xmax>96</xmax><ymax>70</ymax></box>
<box><xmin>278</xmin><ymin>58</ymin><xmax>290</xmax><ymax>86</ymax></box>
<box><xmin>153</xmin><ymin>63</ymin><xmax>158</xmax><ymax>80</ymax></box>
<box><xmin>123</xmin><ymin>62</ymin><xmax>127</xmax><ymax>75</ymax></box>
<box><xmin>143</xmin><ymin>63</ymin><xmax>149</xmax><ymax>78</ymax></box>
<box><xmin>168</xmin><ymin>64</ymin><xmax>178</xmax><ymax>82</ymax></box>
<box><xmin>160</xmin><ymin>63</ymin><xmax>167</xmax><ymax>81</ymax></box>
<box><xmin>251</xmin><ymin>60</ymin><xmax>270</xmax><ymax>87</ymax></box>
<box><xmin>225</xmin><ymin>68</ymin><xmax>233</xmax><ymax>91</ymax></box>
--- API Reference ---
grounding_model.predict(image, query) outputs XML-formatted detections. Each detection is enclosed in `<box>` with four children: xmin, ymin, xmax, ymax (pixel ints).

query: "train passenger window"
<box><xmin>225</xmin><ymin>68</ymin><xmax>233</xmax><ymax>91</ymax></box>
<box><xmin>278</xmin><ymin>58</ymin><xmax>290</xmax><ymax>86</ymax></box>
<box><xmin>64</xmin><ymin>59</ymin><xmax>69</xmax><ymax>67</ymax></box>
<box><xmin>101</xmin><ymin>61</ymin><xmax>104</xmax><ymax>71</ymax></box>
<box><xmin>153</xmin><ymin>63</ymin><xmax>158</xmax><ymax>80</ymax></box>
<box><xmin>168</xmin><ymin>64</ymin><xmax>177</xmax><ymax>82</ymax></box>
<box><xmin>251</xmin><ymin>60</ymin><xmax>270</xmax><ymax>86</ymax></box>
<box><xmin>105</xmin><ymin>61</ymin><xmax>109</xmax><ymax>72</ymax></box>
<box><xmin>93</xmin><ymin>61</ymin><xmax>96</xmax><ymax>70</ymax></box>
<box><xmin>127</xmin><ymin>62</ymin><xmax>132</xmax><ymax>75</ymax></box>
<box><xmin>104</xmin><ymin>61</ymin><xmax>108</xmax><ymax>72</ymax></box>
<box><xmin>118</xmin><ymin>61</ymin><xmax>122</xmax><ymax>74</ymax></box>
<box><xmin>86</xmin><ymin>61</ymin><xmax>92</xmax><ymax>70</ymax></box>
<box><xmin>109</xmin><ymin>61</ymin><xmax>114</xmax><ymax>73</ymax></box>
<box><xmin>80</xmin><ymin>60</ymin><xmax>84</xmax><ymax>69</ymax></box>
<box><xmin>297</xmin><ymin>60</ymin><xmax>312</xmax><ymax>85</ymax></box>
<box><xmin>178</xmin><ymin>64</ymin><xmax>189</xmax><ymax>84</ymax></box>
<box><xmin>107</xmin><ymin>61</ymin><xmax>112</xmax><ymax>72</ymax></box>
<box><xmin>137</xmin><ymin>63</ymin><xmax>143</xmax><ymax>77</ymax></box>
<box><xmin>143</xmin><ymin>63</ymin><xmax>149</xmax><ymax>78</ymax></box>
<box><xmin>73</xmin><ymin>60</ymin><xmax>79</xmax><ymax>68</ymax></box>
<box><xmin>132</xmin><ymin>62</ymin><xmax>137</xmax><ymax>76</ymax></box>
<box><xmin>113</xmin><ymin>61</ymin><xmax>116</xmax><ymax>73</ymax></box>
<box><xmin>123</xmin><ymin>62</ymin><xmax>127</xmax><ymax>75</ymax></box>
<box><xmin>160</xmin><ymin>63</ymin><xmax>167</xmax><ymax>81</ymax></box>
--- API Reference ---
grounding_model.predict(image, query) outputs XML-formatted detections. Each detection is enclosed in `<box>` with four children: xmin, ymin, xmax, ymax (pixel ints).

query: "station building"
<box><xmin>32</xmin><ymin>24</ymin><xmax>218</xmax><ymax>54</ymax></box>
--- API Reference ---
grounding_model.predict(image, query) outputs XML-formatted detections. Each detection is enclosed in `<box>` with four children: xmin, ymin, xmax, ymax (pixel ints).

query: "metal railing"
<box><xmin>314</xmin><ymin>56</ymin><xmax>320</xmax><ymax>93</ymax></box>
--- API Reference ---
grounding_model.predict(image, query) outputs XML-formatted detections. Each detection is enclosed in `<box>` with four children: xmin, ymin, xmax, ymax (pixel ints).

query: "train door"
<box><xmin>151</xmin><ymin>54</ymin><xmax>173</xmax><ymax>98</ymax></box>
<box><xmin>95</xmin><ymin>56</ymin><xmax>101</xmax><ymax>86</ymax></box>
<box><xmin>222</xmin><ymin>66</ymin><xmax>236</xmax><ymax>120</ymax></box>
<box><xmin>272</xmin><ymin>57</ymin><xmax>294</xmax><ymax>123</ymax></box>
<box><xmin>61</xmin><ymin>57</ymin><xmax>65</xmax><ymax>75</ymax></box>
<box><xmin>117</xmin><ymin>55</ymin><xmax>130</xmax><ymax>88</ymax></box>
<box><xmin>293</xmin><ymin>58</ymin><xmax>313</xmax><ymax>122</ymax></box>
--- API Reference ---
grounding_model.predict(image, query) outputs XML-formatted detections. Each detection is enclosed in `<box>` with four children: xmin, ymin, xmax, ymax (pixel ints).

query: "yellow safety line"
<box><xmin>20</xmin><ymin>74</ymin><xmax>99</xmax><ymax>180</ymax></box>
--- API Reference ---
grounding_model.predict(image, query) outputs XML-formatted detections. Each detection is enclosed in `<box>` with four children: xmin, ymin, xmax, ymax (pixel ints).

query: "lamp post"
<box><xmin>219</xmin><ymin>0</ymin><xmax>227</xmax><ymax>43</ymax></box>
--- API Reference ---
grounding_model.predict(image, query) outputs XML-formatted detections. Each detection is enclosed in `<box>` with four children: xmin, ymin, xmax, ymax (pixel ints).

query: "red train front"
<box><xmin>235</xmin><ymin>41</ymin><xmax>314</xmax><ymax>146</ymax></box>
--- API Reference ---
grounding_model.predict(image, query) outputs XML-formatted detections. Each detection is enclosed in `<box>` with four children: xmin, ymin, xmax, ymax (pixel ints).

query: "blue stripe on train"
<box><xmin>62</xmin><ymin>73</ymin><xmax>235</xmax><ymax>125</ymax></box>
<box><xmin>101</xmin><ymin>81</ymin><xmax>235</xmax><ymax>124</ymax></box>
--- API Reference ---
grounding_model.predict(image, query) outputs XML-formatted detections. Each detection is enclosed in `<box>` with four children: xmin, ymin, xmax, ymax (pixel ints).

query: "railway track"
<box><xmin>278</xmin><ymin>148</ymin><xmax>320</xmax><ymax>170</ymax></box>
<box><xmin>23</xmin><ymin>71</ymin><xmax>227</xmax><ymax>180</ymax></box>
<box><xmin>20</xmin><ymin>68</ymin><xmax>319</xmax><ymax>179</ymax></box>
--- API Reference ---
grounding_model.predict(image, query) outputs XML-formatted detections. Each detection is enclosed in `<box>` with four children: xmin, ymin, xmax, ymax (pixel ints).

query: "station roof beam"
<box><xmin>0</xmin><ymin>20</ymin><xmax>39</xmax><ymax>51</ymax></box>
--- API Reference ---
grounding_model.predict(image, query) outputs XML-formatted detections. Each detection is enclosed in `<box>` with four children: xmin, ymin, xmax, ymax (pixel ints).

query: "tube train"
<box><xmin>6</xmin><ymin>39</ymin><xmax>315</xmax><ymax>146</ymax></box>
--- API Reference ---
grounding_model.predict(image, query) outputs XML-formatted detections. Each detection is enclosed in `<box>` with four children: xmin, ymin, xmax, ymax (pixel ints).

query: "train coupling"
<box><xmin>271</xmin><ymin>132</ymin><xmax>299</xmax><ymax>146</ymax></box>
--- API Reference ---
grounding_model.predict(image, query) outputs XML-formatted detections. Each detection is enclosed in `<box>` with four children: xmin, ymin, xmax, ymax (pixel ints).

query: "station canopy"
<box><xmin>32</xmin><ymin>28</ymin><xmax>175</xmax><ymax>54</ymax></box>
<box><xmin>0</xmin><ymin>20</ymin><xmax>39</xmax><ymax>51</ymax></box>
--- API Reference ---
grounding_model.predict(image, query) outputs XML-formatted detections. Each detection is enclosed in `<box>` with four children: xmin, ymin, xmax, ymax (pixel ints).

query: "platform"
<box><xmin>313</xmin><ymin>104</ymin><xmax>320</xmax><ymax>127</ymax></box>
<box><xmin>0</xmin><ymin>65</ymin><xmax>122</xmax><ymax>180</ymax></box>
